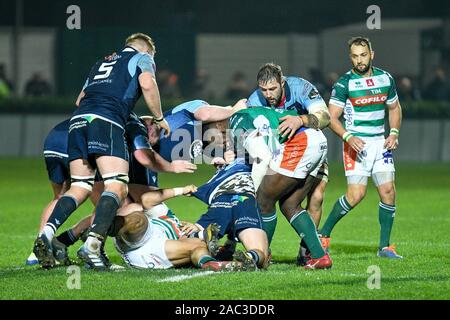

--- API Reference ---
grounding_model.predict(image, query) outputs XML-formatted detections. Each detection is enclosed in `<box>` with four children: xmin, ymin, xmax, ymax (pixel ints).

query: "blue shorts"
<box><xmin>196</xmin><ymin>194</ymin><xmax>262</xmax><ymax>241</ymax></box>
<box><xmin>68</xmin><ymin>118</ymin><xmax>129</xmax><ymax>167</ymax></box>
<box><xmin>128</xmin><ymin>156</ymin><xmax>159</xmax><ymax>187</ymax></box>
<box><xmin>44</xmin><ymin>153</ymin><xmax>69</xmax><ymax>184</ymax></box>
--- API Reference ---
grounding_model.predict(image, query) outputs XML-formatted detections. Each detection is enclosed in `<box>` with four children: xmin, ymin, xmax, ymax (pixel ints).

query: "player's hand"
<box><xmin>158</xmin><ymin>118</ymin><xmax>171</xmax><ymax>137</ymax></box>
<box><xmin>224</xmin><ymin>149</ymin><xmax>236</xmax><ymax>164</ymax></box>
<box><xmin>384</xmin><ymin>134</ymin><xmax>399</xmax><ymax>150</ymax></box>
<box><xmin>180</xmin><ymin>221</ymin><xmax>200</xmax><ymax>236</ymax></box>
<box><xmin>278</xmin><ymin>115</ymin><xmax>303</xmax><ymax>139</ymax></box>
<box><xmin>171</xmin><ymin>160</ymin><xmax>197</xmax><ymax>173</ymax></box>
<box><xmin>211</xmin><ymin>157</ymin><xmax>226</xmax><ymax>168</ymax></box>
<box><xmin>104</xmin><ymin>52</ymin><xmax>117</xmax><ymax>61</ymax></box>
<box><xmin>182</xmin><ymin>184</ymin><xmax>197</xmax><ymax>195</ymax></box>
<box><xmin>232</xmin><ymin>99</ymin><xmax>248</xmax><ymax>113</ymax></box>
<box><xmin>347</xmin><ymin>136</ymin><xmax>366</xmax><ymax>153</ymax></box>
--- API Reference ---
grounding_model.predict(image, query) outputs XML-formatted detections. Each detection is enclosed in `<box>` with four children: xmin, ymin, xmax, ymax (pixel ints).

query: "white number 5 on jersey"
<box><xmin>93</xmin><ymin>61</ymin><xmax>117</xmax><ymax>80</ymax></box>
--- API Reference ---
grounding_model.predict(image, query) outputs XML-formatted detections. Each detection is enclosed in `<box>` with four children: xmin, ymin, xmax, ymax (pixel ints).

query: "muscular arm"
<box><xmin>141</xmin><ymin>185</ymin><xmax>197</xmax><ymax>209</ymax></box>
<box><xmin>194</xmin><ymin>99</ymin><xmax>248</xmax><ymax>123</ymax></box>
<box><xmin>387</xmin><ymin>100</ymin><xmax>402</xmax><ymax>131</ymax></box>
<box><xmin>138</xmin><ymin>72</ymin><xmax>163</xmax><ymax>119</ymax></box>
<box><xmin>75</xmin><ymin>90</ymin><xmax>85</xmax><ymax>107</ymax></box>
<box><xmin>327</xmin><ymin>104</ymin><xmax>346</xmax><ymax>137</ymax></box>
<box><xmin>133</xmin><ymin>149</ymin><xmax>196</xmax><ymax>173</ymax></box>
<box><xmin>299</xmin><ymin>103</ymin><xmax>331</xmax><ymax>130</ymax></box>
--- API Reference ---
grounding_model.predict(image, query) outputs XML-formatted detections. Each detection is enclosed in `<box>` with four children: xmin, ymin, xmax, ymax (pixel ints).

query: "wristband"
<box><xmin>154</xmin><ymin>116</ymin><xmax>164</xmax><ymax>123</ymax></box>
<box><xmin>390</xmin><ymin>128</ymin><xmax>399</xmax><ymax>136</ymax></box>
<box><xmin>173</xmin><ymin>187</ymin><xmax>184</xmax><ymax>196</ymax></box>
<box><xmin>342</xmin><ymin>131</ymin><xmax>353</xmax><ymax>142</ymax></box>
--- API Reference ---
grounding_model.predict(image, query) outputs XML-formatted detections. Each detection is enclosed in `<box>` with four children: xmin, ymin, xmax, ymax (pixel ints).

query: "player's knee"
<box><xmin>102</xmin><ymin>173</ymin><xmax>129</xmax><ymax>200</ymax></box>
<box><xmin>346</xmin><ymin>190</ymin><xmax>365</xmax><ymax>206</ymax></box>
<box><xmin>379</xmin><ymin>184</ymin><xmax>396</xmax><ymax>203</ymax></box>
<box><xmin>256</xmin><ymin>192</ymin><xmax>276</xmax><ymax>214</ymax></box>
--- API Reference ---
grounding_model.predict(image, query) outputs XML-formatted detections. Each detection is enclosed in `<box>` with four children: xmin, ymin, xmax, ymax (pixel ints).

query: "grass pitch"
<box><xmin>0</xmin><ymin>158</ymin><xmax>449</xmax><ymax>300</ymax></box>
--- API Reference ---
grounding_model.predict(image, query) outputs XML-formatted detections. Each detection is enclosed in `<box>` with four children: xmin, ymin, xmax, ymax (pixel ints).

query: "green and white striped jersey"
<box><xmin>329</xmin><ymin>67</ymin><xmax>398</xmax><ymax>137</ymax></box>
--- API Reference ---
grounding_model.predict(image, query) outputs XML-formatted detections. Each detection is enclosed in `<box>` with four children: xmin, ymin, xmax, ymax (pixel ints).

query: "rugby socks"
<box><xmin>246</xmin><ymin>250</ymin><xmax>260</xmax><ymax>266</ymax></box>
<box><xmin>41</xmin><ymin>195</ymin><xmax>78</xmax><ymax>241</ymax></box>
<box><xmin>320</xmin><ymin>196</ymin><xmax>353</xmax><ymax>237</ymax></box>
<box><xmin>90</xmin><ymin>192</ymin><xmax>121</xmax><ymax>238</ymax></box>
<box><xmin>290</xmin><ymin>210</ymin><xmax>325</xmax><ymax>259</ymax></box>
<box><xmin>378</xmin><ymin>202</ymin><xmax>396</xmax><ymax>249</ymax></box>
<box><xmin>261</xmin><ymin>211</ymin><xmax>277</xmax><ymax>245</ymax></box>
<box><xmin>56</xmin><ymin>229</ymin><xmax>78</xmax><ymax>247</ymax></box>
<box><xmin>197</xmin><ymin>255</ymin><xmax>216</xmax><ymax>267</ymax></box>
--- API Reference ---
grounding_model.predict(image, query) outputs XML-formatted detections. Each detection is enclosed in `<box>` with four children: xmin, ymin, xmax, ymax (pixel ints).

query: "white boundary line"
<box><xmin>158</xmin><ymin>271</ymin><xmax>215</xmax><ymax>283</ymax></box>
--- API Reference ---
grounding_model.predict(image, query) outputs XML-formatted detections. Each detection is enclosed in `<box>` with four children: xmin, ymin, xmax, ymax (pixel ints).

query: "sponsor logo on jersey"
<box><xmin>366</xmin><ymin>79</ymin><xmax>375</xmax><ymax>87</ymax></box>
<box><xmin>308</xmin><ymin>88</ymin><xmax>320</xmax><ymax>99</ymax></box>
<box><xmin>349</xmin><ymin>93</ymin><xmax>388</xmax><ymax>106</ymax></box>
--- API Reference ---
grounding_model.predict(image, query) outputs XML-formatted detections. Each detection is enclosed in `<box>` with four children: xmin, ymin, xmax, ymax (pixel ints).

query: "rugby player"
<box><xmin>247</xmin><ymin>63</ymin><xmax>330</xmax><ymax>264</ymax></box>
<box><xmin>33</xmin><ymin>33</ymin><xmax>171</xmax><ymax>270</ymax></box>
<box><xmin>111</xmin><ymin>185</ymin><xmax>245</xmax><ymax>271</ymax></box>
<box><xmin>202</xmin><ymin>107</ymin><xmax>331</xmax><ymax>269</ymax></box>
<box><xmin>319</xmin><ymin>37</ymin><xmax>403</xmax><ymax>259</ymax></box>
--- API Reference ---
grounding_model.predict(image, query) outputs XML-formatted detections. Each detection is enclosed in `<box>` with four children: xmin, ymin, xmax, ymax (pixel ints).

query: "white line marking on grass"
<box><xmin>158</xmin><ymin>271</ymin><xmax>215</xmax><ymax>283</ymax></box>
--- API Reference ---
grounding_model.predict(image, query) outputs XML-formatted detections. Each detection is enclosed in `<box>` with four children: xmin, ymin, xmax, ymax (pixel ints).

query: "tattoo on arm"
<box><xmin>305</xmin><ymin>114</ymin><xmax>320</xmax><ymax>129</ymax></box>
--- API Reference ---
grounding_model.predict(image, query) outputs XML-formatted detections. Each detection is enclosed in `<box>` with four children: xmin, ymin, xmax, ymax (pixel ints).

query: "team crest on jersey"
<box><xmin>189</xmin><ymin>139</ymin><xmax>203</xmax><ymax>160</ymax></box>
<box><xmin>366</xmin><ymin>79</ymin><xmax>375</xmax><ymax>87</ymax></box>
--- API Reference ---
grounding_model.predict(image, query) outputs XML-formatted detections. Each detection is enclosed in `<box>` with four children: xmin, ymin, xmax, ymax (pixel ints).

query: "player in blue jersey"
<box><xmin>139</xmin><ymin>98</ymin><xmax>248</xmax><ymax>186</ymax></box>
<box><xmin>29</xmin><ymin>112</ymin><xmax>195</xmax><ymax>268</ymax></box>
<box><xmin>248</xmin><ymin>63</ymin><xmax>331</xmax><ymax>265</ymax></box>
<box><xmin>190</xmin><ymin>158</ymin><xmax>270</xmax><ymax>270</ymax></box>
<box><xmin>33</xmin><ymin>33</ymin><xmax>174</xmax><ymax>270</ymax></box>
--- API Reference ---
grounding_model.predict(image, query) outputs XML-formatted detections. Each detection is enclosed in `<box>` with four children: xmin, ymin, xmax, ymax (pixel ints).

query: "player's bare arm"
<box><xmin>75</xmin><ymin>90</ymin><xmax>85</xmax><ymax>107</ymax></box>
<box><xmin>141</xmin><ymin>185</ymin><xmax>197</xmax><ymax>209</ymax></box>
<box><xmin>138</xmin><ymin>71</ymin><xmax>170</xmax><ymax>136</ymax></box>
<box><xmin>194</xmin><ymin>99</ymin><xmax>248</xmax><ymax>122</ymax></box>
<box><xmin>133</xmin><ymin>149</ymin><xmax>197</xmax><ymax>174</ymax></box>
<box><xmin>328</xmin><ymin>103</ymin><xmax>365</xmax><ymax>153</ymax></box>
<box><xmin>384</xmin><ymin>100</ymin><xmax>402</xmax><ymax>150</ymax></box>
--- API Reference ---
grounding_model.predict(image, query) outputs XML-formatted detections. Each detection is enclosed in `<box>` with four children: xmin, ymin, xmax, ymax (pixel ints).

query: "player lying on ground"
<box><xmin>205</xmin><ymin>107</ymin><xmax>332</xmax><ymax>269</ymax></box>
<box><xmin>188</xmin><ymin>155</ymin><xmax>270</xmax><ymax>271</ymax></box>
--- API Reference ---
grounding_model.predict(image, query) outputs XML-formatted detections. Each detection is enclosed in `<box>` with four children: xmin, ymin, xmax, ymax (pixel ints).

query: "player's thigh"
<box><xmin>238</xmin><ymin>228</ymin><xmax>268</xmax><ymax>255</ymax></box>
<box><xmin>279</xmin><ymin>175</ymin><xmax>316</xmax><ymax>219</ymax></box>
<box><xmin>257</xmin><ymin>170</ymin><xmax>299</xmax><ymax>212</ymax></box>
<box><xmin>165</xmin><ymin>238</ymin><xmax>204</xmax><ymax>266</ymax></box>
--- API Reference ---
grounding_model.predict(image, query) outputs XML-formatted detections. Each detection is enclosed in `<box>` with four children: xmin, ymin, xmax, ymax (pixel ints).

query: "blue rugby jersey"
<box><xmin>247</xmin><ymin>76</ymin><xmax>325</xmax><ymax>115</ymax></box>
<box><xmin>74</xmin><ymin>46</ymin><xmax>156</xmax><ymax>127</ymax></box>
<box><xmin>157</xmin><ymin>100</ymin><xmax>207</xmax><ymax>161</ymax></box>
<box><xmin>193</xmin><ymin>158</ymin><xmax>255</xmax><ymax>205</ymax></box>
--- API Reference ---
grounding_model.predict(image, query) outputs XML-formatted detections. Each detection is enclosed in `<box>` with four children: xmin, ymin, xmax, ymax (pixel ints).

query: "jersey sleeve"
<box><xmin>136</xmin><ymin>54</ymin><xmax>156</xmax><ymax>75</ymax></box>
<box><xmin>329</xmin><ymin>78</ymin><xmax>348</xmax><ymax>108</ymax></box>
<box><xmin>125</xmin><ymin>112</ymin><xmax>152</xmax><ymax>152</ymax></box>
<box><xmin>297</xmin><ymin>79</ymin><xmax>327</xmax><ymax>112</ymax></box>
<box><xmin>247</xmin><ymin>90</ymin><xmax>266</xmax><ymax>107</ymax></box>
<box><xmin>386</xmin><ymin>73</ymin><xmax>399</xmax><ymax>105</ymax></box>
<box><xmin>171</xmin><ymin>100</ymin><xmax>208</xmax><ymax>116</ymax></box>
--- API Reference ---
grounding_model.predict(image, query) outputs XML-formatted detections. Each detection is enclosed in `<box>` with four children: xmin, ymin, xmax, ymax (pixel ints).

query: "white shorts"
<box><xmin>269</xmin><ymin>129</ymin><xmax>328</xmax><ymax>179</ymax></box>
<box><xmin>116</xmin><ymin>224</ymin><xmax>173</xmax><ymax>270</ymax></box>
<box><xmin>343</xmin><ymin>137</ymin><xmax>395</xmax><ymax>177</ymax></box>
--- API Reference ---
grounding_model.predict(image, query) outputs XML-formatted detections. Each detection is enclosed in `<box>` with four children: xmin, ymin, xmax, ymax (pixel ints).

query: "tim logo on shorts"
<box><xmin>383</xmin><ymin>150</ymin><xmax>394</xmax><ymax>164</ymax></box>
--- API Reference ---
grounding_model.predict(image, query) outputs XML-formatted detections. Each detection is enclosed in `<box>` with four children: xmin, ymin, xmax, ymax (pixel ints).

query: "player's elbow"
<box><xmin>139</xmin><ymin>72</ymin><xmax>157</xmax><ymax>92</ymax></box>
<box><xmin>194</xmin><ymin>108</ymin><xmax>212</xmax><ymax>122</ymax></box>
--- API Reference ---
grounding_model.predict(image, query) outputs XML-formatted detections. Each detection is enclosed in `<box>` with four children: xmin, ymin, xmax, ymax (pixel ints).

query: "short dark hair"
<box><xmin>348</xmin><ymin>36</ymin><xmax>373</xmax><ymax>52</ymax></box>
<box><xmin>257</xmin><ymin>63</ymin><xmax>283</xmax><ymax>85</ymax></box>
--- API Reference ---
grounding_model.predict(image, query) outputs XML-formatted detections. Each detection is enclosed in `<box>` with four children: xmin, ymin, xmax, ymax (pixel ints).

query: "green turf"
<box><xmin>0</xmin><ymin>158</ymin><xmax>449</xmax><ymax>300</ymax></box>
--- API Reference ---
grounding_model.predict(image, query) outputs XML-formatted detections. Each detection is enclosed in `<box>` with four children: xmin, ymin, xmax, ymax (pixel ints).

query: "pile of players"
<box><xmin>29</xmin><ymin>32</ymin><xmax>403</xmax><ymax>272</ymax></box>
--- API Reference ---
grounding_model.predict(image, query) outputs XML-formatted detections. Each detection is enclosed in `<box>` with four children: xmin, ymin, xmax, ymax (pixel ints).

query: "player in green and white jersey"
<box><xmin>319</xmin><ymin>37</ymin><xmax>403</xmax><ymax>259</ymax></box>
<box><xmin>206</xmin><ymin>107</ymin><xmax>332</xmax><ymax>269</ymax></box>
